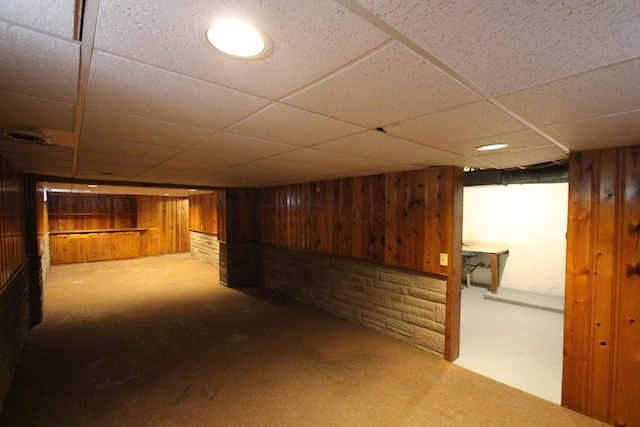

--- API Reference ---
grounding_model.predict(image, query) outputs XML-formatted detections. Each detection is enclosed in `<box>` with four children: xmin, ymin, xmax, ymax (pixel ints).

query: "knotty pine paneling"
<box><xmin>0</xmin><ymin>154</ymin><xmax>29</xmax><ymax>414</ymax></box>
<box><xmin>307</xmin><ymin>180</ymin><xmax>334</xmax><ymax>253</ymax></box>
<box><xmin>563</xmin><ymin>147</ymin><xmax>640</xmax><ymax>426</ymax></box>
<box><xmin>384</xmin><ymin>168</ymin><xmax>458</xmax><ymax>275</ymax></box>
<box><xmin>0</xmin><ymin>155</ymin><xmax>26</xmax><ymax>288</ymax></box>
<box><xmin>137</xmin><ymin>196</ymin><xmax>189</xmax><ymax>254</ymax></box>
<box><xmin>220</xmin><ymin>189</ymin><xmax>258</xmax><ymax>243</ymax></box>
<box><xmin>255</xmin><ymin>167</ymin><xmax>460</xmax><ymax>277</ymax></box>
<box><xmin>35</xmin><ymin>185</ymin><xmax>48</xmax><ymax>254</ymax></box>
<box><xmin>189</xmin><ymin>192</ymin><xmax>218</xmax><ymax>235</ymax></box>
<box><xmin>614</xmin><ymin>147</ymin><xmax>640</xmax><ymax>427</ymax></box>
<box><xmin>48</xmin><ymin>194</ymin><xmax>137</xmax><ymax>232</ymax></box>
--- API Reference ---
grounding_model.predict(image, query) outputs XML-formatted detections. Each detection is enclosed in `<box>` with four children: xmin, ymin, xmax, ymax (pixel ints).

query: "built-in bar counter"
<box><xmin>49</xmin><ymin>228</ymin><xmax>159</xmax><ymax>264</ymax></box>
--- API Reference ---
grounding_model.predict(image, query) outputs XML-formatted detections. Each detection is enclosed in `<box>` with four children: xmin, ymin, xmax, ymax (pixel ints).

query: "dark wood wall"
<box><xmin>189</xmin><ymin>192</ymin><xmax>218</xmax><ymax>235</ymax></box>
<box><xmin>48</xmin><ymin>195</ymin><xmax>137</xmax><ymax>232</ymax></box>
<box><xmin>256</xmin><ymin>168</ymin><xmax>462</xmax><ymax>277</ymax></box>
<box><xmin>0</xmin><ymin>155</ymin><xmax>30</xmax><ymax>412</ymax></box>
<box><xmin>564</xmin><ymin>147</ymin><xmax>640</xmax><ymax>426</ymax></box>
<box><xmin>0</xmin><ymin>156</ymin><xmax>26</xmax><ymax>286</ymax></box>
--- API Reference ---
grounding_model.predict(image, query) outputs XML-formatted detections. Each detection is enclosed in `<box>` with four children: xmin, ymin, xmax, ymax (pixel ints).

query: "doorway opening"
<box><xmin>454</xmin><ymin>168</ymin><xmax>568</xmax><ymax>403</ymax></box>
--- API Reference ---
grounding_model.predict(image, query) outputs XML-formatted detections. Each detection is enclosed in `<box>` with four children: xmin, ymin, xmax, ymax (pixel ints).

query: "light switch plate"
<box><xmin>440</xmin><ymin>253</ymin><xmax>449</xmax><ymax>266</ymax></box>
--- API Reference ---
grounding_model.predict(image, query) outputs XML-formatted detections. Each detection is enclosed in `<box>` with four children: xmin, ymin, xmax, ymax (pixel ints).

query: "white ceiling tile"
<box><xmin>172</xmin><ymin>149</ymin><xmax>254</xmax><ymax>167</ymax></box>
<box><xmin>0</xmin><ymin>23</ymin><xmax>79</xmax><ymax>103</ymax></box>
<box><xmin>472</xmin><ymin>146</ymin><xmax>568</xmax><ymax>169</ymax></box>
<box><xmin>86</xmin><ymin>52</ymin><xmax>270</xmax><ymax>130</ymax></box>
<box><xmin>0</xmin><ymin>0</ymin><xmax>77</xmax><ymax>40</ymax></box>
<box><xmin>4</xmin><ymin>153</ymin><xmax>73</xmax><ymax>176</ymax></box>
<box><xmin>78</xmin><ymin>151</ymin><xmax>160</xmax><ymax>168</ymax></box>
<box><xmin>73</xmin><ymin>163</ymin><xmax>145</xmax><ymax>181</ymax></box>
<box><xmin>283</xmin><ymin>42</ymin><xmax>480</xmax><ymax>128</ymax></box>
<box><xmin>236</xmin><ymin>158</ymin><xmax>350</xmax><ymax>177</ymax></box>
<box><xmin>361</xmin><ymin>1</ymin><xmax>640</xmax><ymax>95</ymax></box>
<box><xmin>388</xmin><ymin>102</ymin><xmax>526</xmax><ymax>146</ymax></box>
<box><xmin>80</xmin><ymin>137</ymin><xmax>183</xmax><ymax>160</ymax></box>
<box><xmin>81</xmin><ymin>109</ymin><xmax>213</xmax><ymax>148</ymax></box>
<box><xmin>272</xmin><ymin>148</ymin><xmax>397</xmax><ymax>170</ymax></box>
<box><xmin>94</xmin><ymin>0</ymin><xmax>389</xmax><ymax>100</ymax></box>
<box><xmin>441</xmin><ymin>130</ymin><xmax>555</xmax><ymax>157</ymax></box>
<box><xmin>0</xmin><ymin>138</ymin><xmax>73</xmax><ymax>160</ymax></box>
<box><xmin>313</xmin><ymin>130</ymin><xmax>462</xmax><ymax>166</ymax></box>
<box><xmin>140</xmin><ymin>160</ymin><xmax>213</xmax><ymax>175</ymax></box>
<box><xmin>565</xmin><ymin>134</ymin><xmax>640</xmax><ymax>153</ymax></box>
<box><xmin>0</xmin><ymin>91</ymin><xmax>75</xmax><ymax>133</ymax></box>
<box><xmin>225</xmin><ymin>104</ymin><xmax>365</xmax><ymax>146</ymax></box>
<box><xmin>540</xmin><ymin>110</ymin><xmax>640</xmax><ymax>146</ymax></box>
<box><xmin>192</xmin><ymin>132</ymin><xmax>298</xmax><ymax>158</ymax></box>
<box><xmin>497</xmin><ymin>59</ymin><xmax>640</xmax><ymax>126</ymax></box>
<box><xmin>313</xmin><ymin>131</ymin><xmax>427</xmax><ymax>160</ymax></box>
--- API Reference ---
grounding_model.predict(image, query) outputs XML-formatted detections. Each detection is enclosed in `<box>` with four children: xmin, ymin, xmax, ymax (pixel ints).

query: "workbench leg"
<box><xmin>490</xmin><ymin>253</ymin><xmax>499</xmax><ymax>294</ymax></box>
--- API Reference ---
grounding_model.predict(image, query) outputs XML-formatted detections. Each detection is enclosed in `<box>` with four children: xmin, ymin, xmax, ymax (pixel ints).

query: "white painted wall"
<box><xmin>462</xmin><ymin>183</ymin><xmax>568</xmax><ymax>297</ymax></box>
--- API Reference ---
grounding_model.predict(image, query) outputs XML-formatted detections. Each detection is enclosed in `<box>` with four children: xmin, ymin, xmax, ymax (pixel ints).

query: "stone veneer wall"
<box><xmin>189</xmin><ymin>231</ymin><xmax>220</xmax><ymax>267</ymax></box>
<box><xmin>260</xmin><ymin>244</ymin><xmax>448</xmax><ymax>356</ymax></box>
<box><xmin>40</xmin><ymin>234</ymin><xmax>50</xmax><ymax>285</ymax></box>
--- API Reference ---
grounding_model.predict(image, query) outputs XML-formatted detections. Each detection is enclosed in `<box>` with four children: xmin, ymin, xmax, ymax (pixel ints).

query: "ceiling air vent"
<box><xmin>1</xmin><ymin>129</ymin><xmax>52</xmax><ymax>144</ymax></box>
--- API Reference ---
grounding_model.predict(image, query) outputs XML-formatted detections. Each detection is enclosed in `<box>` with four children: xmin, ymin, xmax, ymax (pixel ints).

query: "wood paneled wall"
<box><xmin>256</xmin><ymin>168</ymin><xmax>461</xmax><ymax>277</ymax></box>
<box><xmin>189</xmin><ymin>192</ymin><xmax>218</xmax><ymax>235</ymax></box>
<box><xmin>137</xmin><ymin>196</ymin><xmax>189</xmax><ymax>254</ymax></box>
<box><xmin>0</xmin><ymin>155</ymin><xmax>26</xmax><ymax>288</ymax></box>
<box><xmin>48</xmin><ymin>195</ymin><xmax>137</xmax><ymax>231</ymax></box>
<box><xmin>35</xmin><ymin>185</ymin><xmax>48</xmax><ymax>254</ymax></box>
<box><xmin>219</xmin><ymin>188</ymin><xmax>258</xmax><ymax>243</ymax></box>
<box><xmin>0</xmin><ymin>155</ymin><xmax>30</xmax><ymax>413</ymax></box>
<box><xmin>48</xmin><ymin>194</ymin><xmax>189</xmax><ymax>257</ymax></box>
<box><xmin>253</xmin><ymin>167</ymin><xmax>463</xmax><ymax>359</ymax></box>
<box><xmin>564</xmin><ymin>147</ymin><xmax>640</xmax><ymax>426</ymax></box>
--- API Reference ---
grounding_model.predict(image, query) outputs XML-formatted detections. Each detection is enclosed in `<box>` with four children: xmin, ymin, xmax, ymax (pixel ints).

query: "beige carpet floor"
<box><xmin>0</xmin><ymin>254</ymin><xmax>608</xmax><ymax>426</ymax></box>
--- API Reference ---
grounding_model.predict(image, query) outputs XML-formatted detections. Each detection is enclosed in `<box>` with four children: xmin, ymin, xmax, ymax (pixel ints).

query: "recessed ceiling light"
<box><xmin>476</xmin><ymin>143</ymin><xmax>509</xmax><ymax>151</ymax></box>
<box><xmin>88</xmin><ymin>184</ymin><xmax>98</xmax><ymax>188</ymax></box>
<box><xmin>189</xmin><ymin>189</ymin><xmax>197</xmax><ymax>192</ymax></box>
<box><xmin>202</xmin><ymin>20</ymin><xmax>272</xmax><ymax>59</ymax></box>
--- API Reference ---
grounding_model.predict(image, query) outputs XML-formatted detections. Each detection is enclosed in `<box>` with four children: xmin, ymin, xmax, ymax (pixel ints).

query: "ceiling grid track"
<box><xmin>72</xmin><ymin>0</ymin><xmax>100</xmax><ymax>176</ymax></box>
<box><xmin>336</xmin><ymin>0</ymin><xmax>570</xmax><ymax>154</ymax></box>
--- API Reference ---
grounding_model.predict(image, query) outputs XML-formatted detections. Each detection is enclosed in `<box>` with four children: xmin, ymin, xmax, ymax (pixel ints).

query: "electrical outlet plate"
<box><xmin>440</xmin><ymin>253</ymin><xmax>449</xmax><ymax>267</ymax></box>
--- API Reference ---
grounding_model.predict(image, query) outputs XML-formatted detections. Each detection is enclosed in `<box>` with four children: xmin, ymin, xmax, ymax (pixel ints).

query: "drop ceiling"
<box><xmin>1</xmin><ymin>0</ymin><xmax>639</xmax><ymax>188</ymax></box>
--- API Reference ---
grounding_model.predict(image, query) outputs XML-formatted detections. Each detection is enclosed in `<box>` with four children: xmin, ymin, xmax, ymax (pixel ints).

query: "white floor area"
<box><xmin>454</xmin><ymin>285</ymin><xmax>564</xmax><ymax>404</ymax></box>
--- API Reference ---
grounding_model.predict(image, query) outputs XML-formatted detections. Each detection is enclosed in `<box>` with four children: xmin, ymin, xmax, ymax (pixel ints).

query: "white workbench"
<box><xmin>462</xmin><ymin>241</ymin><xmax>509</xmax><ymax>294</ymax></box>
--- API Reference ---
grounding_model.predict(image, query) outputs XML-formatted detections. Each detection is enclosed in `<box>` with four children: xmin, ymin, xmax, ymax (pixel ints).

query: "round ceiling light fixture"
<box><xmin>202</xmin><ymin>20</ymin><xmax>272</xmax><ymax>60</ymax></box>
<box><xmin>476</xmin><ymin>143</ymin><xmax>509</xmax><ymax>151</ymax></box>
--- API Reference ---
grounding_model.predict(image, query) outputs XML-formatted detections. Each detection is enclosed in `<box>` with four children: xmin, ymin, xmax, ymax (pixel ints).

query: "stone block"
<box><xmin>375</xmin><ymin>305</ymin><xmax>402</xmax><ymax>321</ymax></box>
<box><xmin>406</xmin><ymin>287</ymin><xmax>447</xmax><ymax>304</ymax></box>
<box><xmin>385</xmin><ymin>318</ymin><xmax>414</xmax><ymax>337</ymax></box>
<box><xmin>414</xmin><ymin>275</ymin><xmax>447</xmax><ymax>294</ymax></box>
<box><xmin>366</xmin><ymin>287</ymin><xmax>393</xmax><ymax>309</ymax></box>
<box><xmin>361</xmin><ymin>308</ymin><xmax>385</xmax><ymax>328</ymax></box>
<box><xmin>353</xmin><ymin>266</ymin><xmax>379</xmax><ymax>280</ymax></box>
<box><xmin>402</xmin><ymin>295</ymin><xmax>436</xmax><ymax>311</ymax></box>
<box><xmin>405</xmin><ymin>315</ymin><xmax>445</xmax><ymax>334</ymax></box>
<box><xmin>386</xmin><ymin>328</ymin><xmax>414</xmax><ymax>345</ymax></box>
<box><xmin>414</xmin><ymin>326</ymin><xmax>445</xmax><ymax>354</ymax></box>
<box><xmin>391</xmin><ymin>302</ymin><xmax>435</xmax><ymax>320</ymax></box>
<box><xmin>435</xmin><ymin>303</ymin><xmax>447</xmax><ymax>324</ymax></box>
<box><xmin>371</xmin><ymin>279</ymin><xmax>401</xmax><ymax>294</ymax></box>
<box><xmin>333</xmin><ymin>300</ymin><xmax>353</xmax><ymax>320</ymax></box>
<box><xmin>384</xmin><ymin>272</ymin><xmax>415</xmax><ymax>287</ymax></box>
